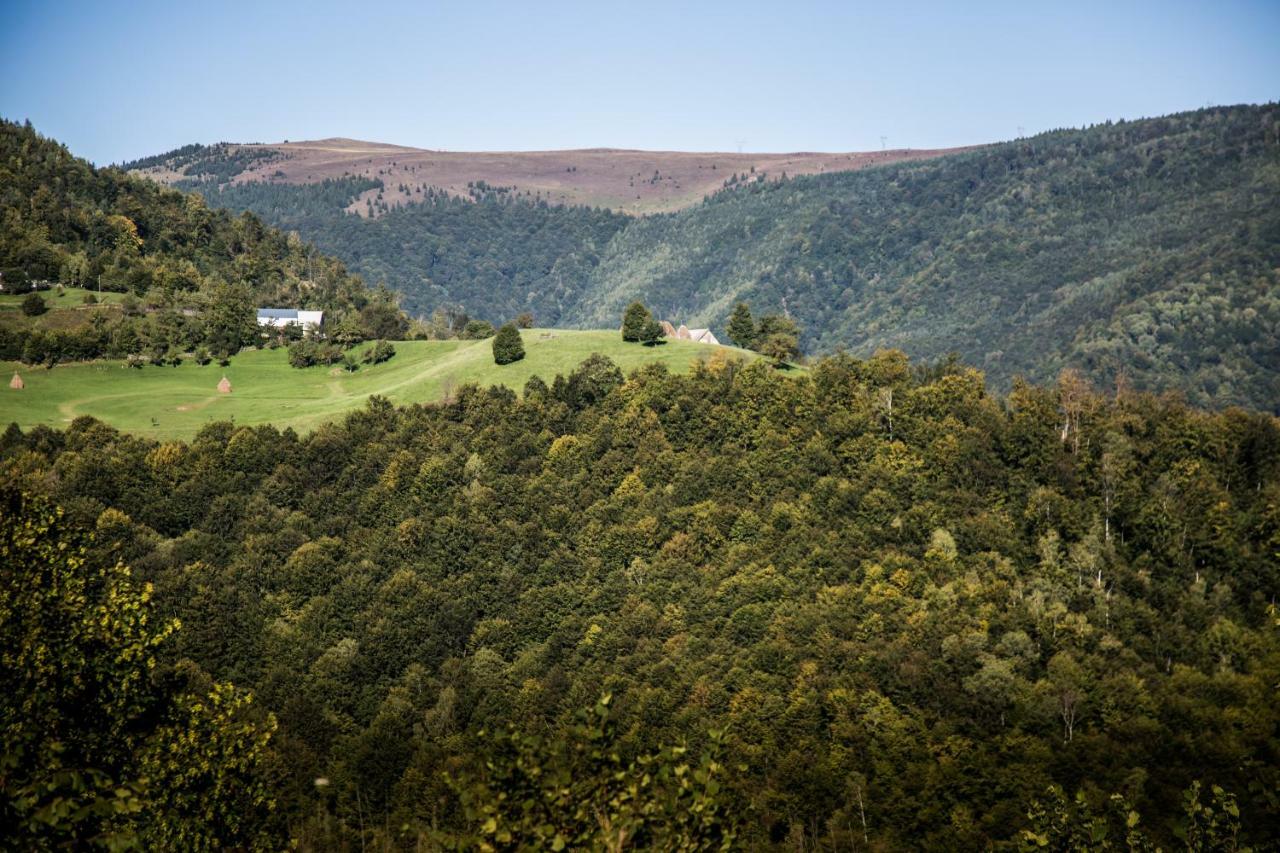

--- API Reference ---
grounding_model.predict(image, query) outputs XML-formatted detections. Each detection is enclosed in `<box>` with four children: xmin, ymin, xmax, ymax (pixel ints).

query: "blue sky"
<box><xmin>2</xmin><ymin>0</ymin><xmax>1277</xmax><ymax>164</ymax></box>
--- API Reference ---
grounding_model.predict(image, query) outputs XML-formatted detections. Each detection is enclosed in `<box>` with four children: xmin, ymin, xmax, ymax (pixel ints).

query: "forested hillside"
<box><xmin>207</xmin><ymin>180</ymin><xmax>630</xmax><ymax>324</ymax></box>
<box><xmin>5</xmin><ymin>353</ymin><xmax>1278</xmax><ymax>848</ymax></box>
<box><xmin>585</xmin><ymin>105</ymin><xmax>1280</xmax><ymax>410</ymax></box>
<box><xmin>168</xmin><ymin>105</ymin><xmax>1280</xmax><ymax>411</ymax></box>
<box><xmin>0</xmin><ymin>120</ymin><xmax>404</xmax><ymax>363</ymax></box>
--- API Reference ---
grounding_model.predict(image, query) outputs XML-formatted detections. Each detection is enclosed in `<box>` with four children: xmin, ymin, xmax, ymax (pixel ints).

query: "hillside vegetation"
<box><xmin>163</xmin><ymin>105</ymin><xmax>1280</xmax><ymax>411</ymax></box>
<box><xmin>0</xmin><ymin>331</ymin><xmax>758</xmax><ymax>438</ymax></box>
<box><xmin>4</xmin><ymin>353</ymin><xmax>1278</xmax><ymax>848</ymax></box>
<box><xmin>206</xmin><ymin>181</ymin><xmax>632</xmax><ymax>324</ymax></box>
<box><xmin>0</xmin><ymin>119</ymin><xmax>404</xmax><ymax>363</ymax></box>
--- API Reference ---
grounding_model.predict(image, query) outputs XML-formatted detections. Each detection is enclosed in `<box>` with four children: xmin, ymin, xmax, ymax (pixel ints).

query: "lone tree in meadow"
<box><xmin>727</xmin><ymin>302</ymin><xmax>756</xmax><ymax>349</ymax></box>
<box><xmin>621</xmin><ymin>301</ymin><xmax>652</xmax><ymax>342</ymax></box>
<box><xmin>492</xmin><ymin>323</ymin><xmax>525</xmax><ymax>364</ymax></box>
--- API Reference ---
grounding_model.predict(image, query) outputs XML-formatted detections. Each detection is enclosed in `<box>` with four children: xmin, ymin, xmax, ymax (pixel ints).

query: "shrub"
<box><xmin>361</xmin><ymin>339</ymin><xmax>396</xmax><ymax>365</ymax></box>
<box><xmin>287</xmin><ymin>339</ymin><xmax>343</xmax><ymax>368</ymax></box>
<box><xmin>462</xmin><ymin>319</ymin><xmax>496</xmax><ymax>340</ymax></box>
<box><xmin>492</xmin><ymin>323</ymin><xmax>525</xmax><ymax>365</ymax></box>
<box><xmin>21</xmin><ymin>293</ymin><xmax>47</xmax><ymax>316</ymax></box>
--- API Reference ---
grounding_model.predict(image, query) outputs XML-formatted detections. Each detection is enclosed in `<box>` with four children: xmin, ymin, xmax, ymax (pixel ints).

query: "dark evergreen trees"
<box><xmin>0</xmin><ymin>120</ymin><xmax>403</xmax><ymax>365</ymax></box>
<box><xmin>621</xmin><ymin>300</ymin><xmax>651</xmax><ymax>342</ymax></box>
<box><xmin>492</xmin><ymin>323</ymin><xmax>525</xmax><ymax>364</ymax></box>
<box><xmin>726</xmin><ymin>302</ymin><xmax>755</xmax><ymax>349</ymax></box>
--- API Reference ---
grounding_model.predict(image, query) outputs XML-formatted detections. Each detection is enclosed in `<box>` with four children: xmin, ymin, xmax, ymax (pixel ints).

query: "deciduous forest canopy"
<box><xmin>149</xmin><ymin>104</ymin><xmax>1280</xmax><ymax>411</ymax></box>
<box><xmin>3</xmin><ymin>352</ymin><xmax>1279</xmax><ymax>848</ymax></box>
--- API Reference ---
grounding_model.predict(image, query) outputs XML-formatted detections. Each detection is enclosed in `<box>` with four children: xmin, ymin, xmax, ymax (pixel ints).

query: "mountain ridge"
<box><xmin>128</xmin><ymin>138</ymin><xmax>978</xmax><ymax>215</ymax></box>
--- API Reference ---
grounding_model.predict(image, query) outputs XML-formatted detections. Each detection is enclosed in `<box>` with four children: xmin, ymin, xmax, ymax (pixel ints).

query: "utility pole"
<box><xmin>735</xmin><ymin>139</ymin><xmax>746</xmax><ymax>153</ymax></box>
<box><xmin>880</xmin><ymin>135</ymin><xmax>887</xmax><ymax>151</ymax></box>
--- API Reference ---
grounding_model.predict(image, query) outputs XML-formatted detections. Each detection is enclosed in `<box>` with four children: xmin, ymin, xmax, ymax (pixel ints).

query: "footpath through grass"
<box><xmin>0</xmin><ymin>329</ymin><xmax>759</xmax><ymax>439</ymax></box>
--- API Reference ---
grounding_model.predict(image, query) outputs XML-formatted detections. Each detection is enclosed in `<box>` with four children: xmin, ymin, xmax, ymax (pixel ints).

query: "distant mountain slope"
<box><xmin>197</xmin><ymin>180</ymin><xmax>632</xmax><ymax>325</ymax></box>
<box><xmin>580</xmin><ymin>105</ymin><xmax>1280</xmax><ymax>409</ymax></box>
<box><xmin>126</xmin><ymin>138</ymin><xmax>969</xmax><ymax>215</ymax></box>
<box><xmin>132</xmin><ymin>105</ymin><xmax>1280</xmax><ymax>411</ymax></box>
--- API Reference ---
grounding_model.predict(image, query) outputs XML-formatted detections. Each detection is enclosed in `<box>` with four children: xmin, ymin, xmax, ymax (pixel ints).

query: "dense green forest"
<box><xmin>206</xmin><ymin>179</ymin><xmax>631</xmax><ymax>325</ymax></box>
<box><xmin>5</xmin><ymin>351</ymin><xmax>1278</xmax><ymax>848</ymax></box>
<box><xmin>0</xmin><ymin>120</ymin><xmax>404</xmax><ymax>363</ymax></box>
<box><xmin>170</xmin><ymin>105</ymin><xmax>1280</xmax><ymax>411</ymax></box>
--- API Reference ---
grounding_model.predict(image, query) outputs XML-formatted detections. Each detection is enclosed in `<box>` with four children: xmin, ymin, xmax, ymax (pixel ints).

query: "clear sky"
<box><xmin>2</xmin><ymin>0</ymin><xmax>1277</xmax><ymax>164</ymax></box>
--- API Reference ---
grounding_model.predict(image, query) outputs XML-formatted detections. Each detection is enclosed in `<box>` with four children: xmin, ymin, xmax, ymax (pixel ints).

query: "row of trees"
<box><xmin>4</xmin><ymin>350</ymin><xmax>1277</xmax><ymax>847</ymax></box>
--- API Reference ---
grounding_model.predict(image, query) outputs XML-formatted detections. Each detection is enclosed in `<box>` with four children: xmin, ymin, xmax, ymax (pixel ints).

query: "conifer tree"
<box><xmin>727</xmin><ymin>302</ymin><xmax>755</xmax><ymax>349</ymax></box>
<box><xmin>621</xmin><ymin>301</ymin><xmax>651</xmax><ymax>342</ymax></box>
<box><xmin>492</xmin><ymin>322</ymin><xmax>525</xmax><ymax>364</ymax></box>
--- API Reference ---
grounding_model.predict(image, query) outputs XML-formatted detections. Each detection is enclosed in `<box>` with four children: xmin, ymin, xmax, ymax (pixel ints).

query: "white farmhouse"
<box><xmin>673</xmin><ymin>324</ymin><xmax>720</xmax><ymax>345</ymax></box>
<box><xmin>257</xmin><ymin>308</ymin><xmax>324</xmax><ymax>331</ymax></box>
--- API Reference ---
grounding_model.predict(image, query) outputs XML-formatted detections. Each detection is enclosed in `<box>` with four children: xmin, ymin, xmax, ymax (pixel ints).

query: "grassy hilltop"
<box><xmin>0</xmin><ymin>330</ymin><xmax>758</xmax><ymax>439</ymax></box>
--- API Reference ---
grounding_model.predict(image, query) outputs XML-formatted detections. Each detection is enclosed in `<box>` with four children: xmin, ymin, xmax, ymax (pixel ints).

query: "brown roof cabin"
<box><xmin>9</xmin><ymin>372</ymin><xmax>23</xmax><ymax>390</ymax></box>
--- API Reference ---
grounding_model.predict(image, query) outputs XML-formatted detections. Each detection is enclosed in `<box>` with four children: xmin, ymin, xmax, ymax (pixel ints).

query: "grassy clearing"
<box><xmin>0</xmin><ymin>286</ymin><xmax>128</xmax><ymax>332</ymax></box>
<box><xmin>0</xmin><ymin>330</ymin><xmax>760</xmax><ymax>439</ymax></box>
<box><xmin>0</xmin><ymin>286</ymin><xmax>130</xmax><ymax>309</ymax></box>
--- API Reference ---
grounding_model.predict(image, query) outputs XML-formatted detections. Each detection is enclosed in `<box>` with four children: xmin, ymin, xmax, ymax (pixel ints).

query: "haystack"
<box><xmin>217</xmin><ymin>376</ymin><xmax>232</xmax><ymax>394</ymax></box>
<box><xmin>9</xmin><ymin>372</ymin><xmax>23</xmax><ymax>390</ymax></box>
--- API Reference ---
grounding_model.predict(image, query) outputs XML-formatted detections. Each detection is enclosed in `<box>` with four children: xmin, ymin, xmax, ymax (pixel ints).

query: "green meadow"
<box><xmin>0</xmin><ymin>330</ymin><xmax>758</xmax><ymax>439</ymax></box>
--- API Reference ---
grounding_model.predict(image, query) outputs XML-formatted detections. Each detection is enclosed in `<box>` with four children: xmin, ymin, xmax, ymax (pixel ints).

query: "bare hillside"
<box><xmin>132</xmin><ymin>137</ymin><xmax>979</xmax><ymax>215</ymax></box>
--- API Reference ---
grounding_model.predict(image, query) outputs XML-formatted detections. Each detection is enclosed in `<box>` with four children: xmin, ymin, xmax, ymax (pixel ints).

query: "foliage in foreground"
<box><xmin>445</xmin><ymin>693</ymin><xmax>733</xmax><ymax>851</ymax></box>
<box><xmin>0</xmin><ymin>489</ymin><xmax>276</xmax><ymax>850</ymax></box>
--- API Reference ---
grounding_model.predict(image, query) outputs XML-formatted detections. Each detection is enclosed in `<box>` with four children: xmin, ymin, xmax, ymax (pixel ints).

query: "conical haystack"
<box><xmin>217</xmin><ymin>376</ymin><xmax>232</xmax><ymax>394</ymax></box>
<box><xmin>9</xmin><ymin>372</ymin><xmax>23</xmax><ymax>390</ymax></box>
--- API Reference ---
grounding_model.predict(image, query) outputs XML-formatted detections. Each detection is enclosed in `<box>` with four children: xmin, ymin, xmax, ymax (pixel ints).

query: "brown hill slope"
<box><xmin>133</xmin><ymin>138</ymin><xmax>979</xmax><ymax>215</ymax></box>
